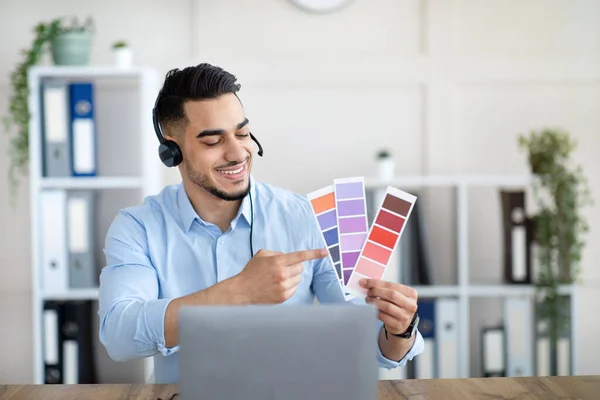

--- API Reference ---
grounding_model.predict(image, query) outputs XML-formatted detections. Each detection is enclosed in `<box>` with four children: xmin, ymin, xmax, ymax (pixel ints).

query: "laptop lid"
<box><xmin>178</xmin><ymin>304</ymin><xmax>378</xmax><ymax>400</ymax></box>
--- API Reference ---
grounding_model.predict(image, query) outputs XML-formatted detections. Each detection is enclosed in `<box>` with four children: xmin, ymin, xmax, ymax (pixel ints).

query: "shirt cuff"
<box><xmin>136</xmin><ymin>297</ymin><xmax>180</xmax><ymax>356</ymax></box>
<box><xmin>376</xmin><ymin>327</ymin><xmax>424</xmax><ymax>369</ymax></box>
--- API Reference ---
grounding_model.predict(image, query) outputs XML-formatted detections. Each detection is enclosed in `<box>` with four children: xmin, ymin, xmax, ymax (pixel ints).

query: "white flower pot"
<box><xmin>113</xmin><ymin>47</ymin><xmax>133</xmax><ymax>68</ymax></box>
<box><xmin>377</xmin><ymin>158</ymin><xmax>395</xmax><ymax>181</ymax></box>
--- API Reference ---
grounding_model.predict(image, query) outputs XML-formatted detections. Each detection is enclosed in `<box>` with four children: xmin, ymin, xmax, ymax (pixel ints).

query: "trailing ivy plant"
<box><xmin>3</xmin><ymin>16</ymin><xmax>93</xmax><ymax>206</ymax></box>
<box><xmin>3</xmin><ymin>20</ymin><xmax>60</xmax><ymax>205</ymax></box>
<box><xmin>518</xmin><ymin>127</ymin><xmax>592</xmax><ymax>374</ymax></box>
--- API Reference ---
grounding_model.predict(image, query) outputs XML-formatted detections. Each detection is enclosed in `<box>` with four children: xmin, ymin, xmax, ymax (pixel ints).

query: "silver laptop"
<box><xmin>178</xmin><ymin>304</ymin><xmax>378</xmax><ymax>400</ymax></box>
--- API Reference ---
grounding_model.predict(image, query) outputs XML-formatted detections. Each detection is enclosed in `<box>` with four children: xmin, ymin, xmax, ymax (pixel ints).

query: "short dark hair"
<box><xmin>154</xmin><ymin>63</ymin><xmax>241</xmax><ymax>136</ymax></box>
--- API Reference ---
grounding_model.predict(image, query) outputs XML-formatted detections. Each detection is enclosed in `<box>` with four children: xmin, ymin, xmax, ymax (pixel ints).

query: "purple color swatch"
<box><xmin>343</xmin><ymin>269</ymin><xmax>353</xmax><ymax>285</ymax></box>
<box><xmin>342</xmin><ymin>251</ymin><xmax>360</xmax><ymax>268</ymax></box>
<box><xmin>317</xmin><ymin>209</ymin><xmax>337</xmax><ymax>230</ymax></box>
<box><xmin>339</xmin><ymin>216</ymin><xmax>367</xmax><ymax>234</ymax></box>
<box><xmin>337</xmin><ymin>199</ymin><xmax>365</xmax><ymax>216</ymax></box>
<box><xmin>334</xmin><ymin>178</ymin><xmax>368</xmax><ymax>286</ymax></box>
<box><xmin>335</xmin><ymin>181</ymin><xmax>364</xmax><ymax>199</ymax></box>
<box><xmin>340</xmin><ymin>233</ymin><xmax>367</xmax><ymax>251</ymax></box>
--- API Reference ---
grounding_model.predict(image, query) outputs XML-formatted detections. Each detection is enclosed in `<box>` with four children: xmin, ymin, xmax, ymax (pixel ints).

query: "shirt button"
<box><xmin>218</xmin><ymin>238</ymin><xmax>224</xmax><ymax>245</ymax></box>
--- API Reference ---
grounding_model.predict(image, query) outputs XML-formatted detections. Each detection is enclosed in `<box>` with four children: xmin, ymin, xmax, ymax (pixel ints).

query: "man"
<box><xmin>98</xmin><ymin>63</ymin><xmax>424</xmax><ymax>384</ymax></box>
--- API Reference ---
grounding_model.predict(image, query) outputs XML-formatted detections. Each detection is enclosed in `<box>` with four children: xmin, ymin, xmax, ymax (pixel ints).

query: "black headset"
<box><xmin>152</xmin><ymin>90</ymin><xmax>264</xmax><ymax>257</ymax></box>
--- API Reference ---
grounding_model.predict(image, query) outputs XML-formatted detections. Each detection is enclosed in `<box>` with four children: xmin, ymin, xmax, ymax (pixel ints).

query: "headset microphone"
<box><xmin>247</xmin><ymin>134</ymin><xmax>262</xmax><ymax>257</ymax></box>
<box><xmin>249</xmin><ymin>133</ymin><xmax>263</xmax><ymax>157</ymax></box>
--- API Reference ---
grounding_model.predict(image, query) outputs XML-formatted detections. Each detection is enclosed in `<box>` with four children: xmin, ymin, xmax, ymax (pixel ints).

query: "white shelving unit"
<box><xmin>28</xmin><ymin>65</ymin><xmax>163</xmax><ymax>384</ymax></box>
<box><xmin>365</xmin><ymin>175</ymin><xmax>577</xmax><ymax>379</ymax></box>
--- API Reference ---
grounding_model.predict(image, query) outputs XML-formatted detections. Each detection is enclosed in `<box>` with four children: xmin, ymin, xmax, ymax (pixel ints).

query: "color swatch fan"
<box><xmin>307</xmin><ymin>177</ymin><xmax>416</xmax><ymax>301</ymax></box>
<box><xmin>346</xmin><ymin>186</ymin><xmax>416</xmax><ymax>298</ymax></box>
<box><xmin>307</xmin><ymin>185</ymin><xmax>348</xmax><ymax>299</ymax></box>
<box><xmin>333</xmin><ymin>177</ymin><xmax>369</xmax><ymax>288</ymax></box>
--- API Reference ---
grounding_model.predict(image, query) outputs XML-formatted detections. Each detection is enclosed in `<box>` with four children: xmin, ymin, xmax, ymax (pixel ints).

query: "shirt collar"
<box><xmin>177</xmin><ymin>175</ymin><xmax>257</xmax><ymax>233</ymax></box>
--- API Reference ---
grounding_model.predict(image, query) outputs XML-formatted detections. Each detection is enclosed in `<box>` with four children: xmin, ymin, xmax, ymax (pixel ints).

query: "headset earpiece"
<box><xmin>153</xmin><ymin>91</ymin><xmax>183</xmax><ymax>167</ymax></box>
<box><xmin>158</xmin><ymin>140</ymin><xmax>183</xmax><ymax>167</ymax></box>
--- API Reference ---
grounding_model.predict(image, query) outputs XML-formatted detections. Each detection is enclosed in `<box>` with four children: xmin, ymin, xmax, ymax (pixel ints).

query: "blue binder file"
<box><xmin>415</xmin><ymin>298</ymin><xmax>436</xmax><ymax>379</ymax></box>
<box><xmin>69</xmin><ymin>83</ymin><xmax>97</xmax><ymax>176</ymax></box>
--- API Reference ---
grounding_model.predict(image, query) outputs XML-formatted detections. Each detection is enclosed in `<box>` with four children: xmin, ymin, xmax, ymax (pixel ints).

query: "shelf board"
<box><xmin>29</xmin><ymin>65</ymin><xmax>152</xmax><ymax>79</ymax></box>
<box><xmin>412</xmin><ymin>285</ymin><xmax>461</xmax><ymax>297</ymax></box>
<box><xmin>364</xmin><ymin>174</ymin><xmax>532</xmax><ymax>188</ymax></box>
<box><xmin>38</xmin><ymin>176</ymin><xmax>143</xmax><ymax>189</ymax></box>
<box><xmin>468</xmin><ymin>284</ymin><xmax>574</xmax><ymax>297</ymax></box>
<box><xmin>42</xmin><ymin>288</ymin><xmax>99</xmax><ymax>301</ymax></box>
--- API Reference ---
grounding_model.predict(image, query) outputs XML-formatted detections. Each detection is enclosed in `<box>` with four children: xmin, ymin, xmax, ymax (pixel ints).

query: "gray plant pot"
<box><xmin>51</xmin><ymin>31</ymin><xmax>92</xmax><ymax>65</ymax></box>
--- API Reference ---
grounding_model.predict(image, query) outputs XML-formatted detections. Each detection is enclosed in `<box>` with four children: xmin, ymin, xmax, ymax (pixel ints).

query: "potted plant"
<box><xmin>376</xmin><ymin>149</ymin><xmax>395</xmax><ymax>181</ymax></box>
<box><xmin>3</xmin><ymin>17</ymin><xmax>94</xmax><ymax>204</ymax></box>
<box><xmin>518</xmin><ymin>127</ymin><xmax>592</xmax><ymax>375</ymax></box>
<box><xmin>112</xmin><ymin>40</ymin><xmax>133</xmax><ymax>68</ymax></box>
<box><xmin>50</xmin><ymin>16</ymin><xmax>94</xmax><ymax>65</ymax></box>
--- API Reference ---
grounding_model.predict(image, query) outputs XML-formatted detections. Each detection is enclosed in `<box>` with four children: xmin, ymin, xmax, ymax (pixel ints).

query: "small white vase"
<box><xmin>377</xmin><ymin>158</ymin><xmax>395</xmax><ymax>181</ymax></box>
<box><xmin>113</xmin><ymin>47</ymin><xmax>133</xmax><ymax>68</ymax></box>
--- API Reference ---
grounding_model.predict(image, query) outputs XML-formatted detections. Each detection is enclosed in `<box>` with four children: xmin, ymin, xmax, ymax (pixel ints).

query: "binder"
<box><xmin>436</xmin><ymin>298</ymin><xmax>459</xmax><ymax>378</ymax></box>
<box><xmin>402</xmin><ymin>191</ymin><xmax>432</xmax><ymax>285</ymax></box>
<box><xmin>67</xmin><ymin>190</ymin><xmax>96</xmax><ymax>289</ymax></box>
<box><xmin>41</xmin><ymin>80</ymin><xmax>71</xmax><ymax>177</ymax></box>
<box><xmin>557</xmin><ymin>322</ymin><xmax>571</xmax><ymax>376</ymax></box>
<box><xmin>415</xmin><ymin>298</ymin><xmax>436</xmax><ymax>379</ymax></box>
<box><xmin>535</xmin><ymin>302</ymin><xmax>550</xmax><ymax>376</ymax></box>
<box><xmin>504</xmin><ymin>297</ymin><xmax>534</xmax><ymax>376</ymax></box>
<box><xmin>41</xmin><ymin>190</ymin><xmax>68</xmax><ymax>294</ymax></box>
<box><xmin>534</xmin><ymin>299</ymin><xmax>571</xmax><ymax>376</ymax></box>
<box><xmin>481</xmin><ymin>326</ymin><xmax>505</xmax><ymax>377</ymax></box>
<box><xmin>43</xmin><ymin>301</ymin><xmax>63</xmax><ymax>384</ymax></box>
<box><xmin>61</xmin><ymin>301</ymin><xmax>97</xmax><ymax>384</ymax></box>
<box><xmin>500</xmin><ymin>190</ymin><xmax>532</xmax><ymax>284</ymax></box>
<box><xmin>69</xmin><ymin>82</ymin><xmax>97</xmax><ymax>176</ymax></box>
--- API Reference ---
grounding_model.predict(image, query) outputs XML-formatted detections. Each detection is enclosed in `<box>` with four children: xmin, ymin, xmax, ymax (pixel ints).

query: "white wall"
<box><xmin>1</xmin><ymin>0</ymin><xmax>599</xmax><ymax>383</ymax></box>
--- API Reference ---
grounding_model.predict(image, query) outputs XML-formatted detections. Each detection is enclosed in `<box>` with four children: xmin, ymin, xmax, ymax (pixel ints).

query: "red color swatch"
<box><xmin>375</xmin><ymin>209</ymin><xmax>405</xmax><ymax>233</ymax></box>
<box><xmin>362</xmin><ymin>241</ymin><xmax>392</xmax><ymax>265</ymax></box>
<box><xmin>368</xmin><ymin>225</ymin><xmax>398</xmax><ymax>249</ymax></box>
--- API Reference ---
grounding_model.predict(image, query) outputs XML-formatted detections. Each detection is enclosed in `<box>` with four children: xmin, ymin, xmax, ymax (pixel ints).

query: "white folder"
<box><xmin>504</xmin><ymin>297</ymin><xmax>534</xmax><ymax>377</ymax></box>
<box><xmin>42</xmin><ymin>80</ymin><xmax>71</xmax><ymax>177</ymax></box>
<box><xmin>40</xmin><ymin>190</ymin><xmax>68</xmax><ymax>294</ymax></box>
<box><xmin>67</xmin><ymin>191</ymin><xmax>96</xmax><ymax>288</ymax></box>
<box><xmin>482</xmin><ymin>327</ymin><xmax>505</xmax><ymax>377</ymax></box>
<box><xmin>436</xmin><ymin>298</ymin><xmax>459</xmax><ymax>378</ymax></box>
<box><xmin>63</xmin><ymin>340</ymin><xmax>79</xmax><ymax>384</ymax></box>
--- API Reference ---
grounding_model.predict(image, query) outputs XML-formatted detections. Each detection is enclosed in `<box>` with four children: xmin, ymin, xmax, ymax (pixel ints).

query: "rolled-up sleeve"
<box><xmin>376</xmin><ymin>322</ymin><xmax>424</xmax><ymax>368</ymax></box>
<box><xmin>98</xmin><ymin>210</ymin><xmax>178</xmax><ymax>362</ymax></box>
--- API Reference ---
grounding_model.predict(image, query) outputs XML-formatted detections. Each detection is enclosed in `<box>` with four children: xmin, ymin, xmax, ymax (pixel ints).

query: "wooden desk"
<box><xmin>1</xmin><ymin>376</ymin><xmax>599</xmax><ymax>399</ymax></box>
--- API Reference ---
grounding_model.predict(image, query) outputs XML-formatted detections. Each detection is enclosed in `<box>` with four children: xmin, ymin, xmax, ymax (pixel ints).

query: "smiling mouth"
<box><xmin>215</xmin><ymin>161</ymin><xmax>247</xmax><ymax>180</ymax></box>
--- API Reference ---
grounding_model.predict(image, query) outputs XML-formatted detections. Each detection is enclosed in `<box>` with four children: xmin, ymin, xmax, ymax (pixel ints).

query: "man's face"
<box><xmin>174</xmin><ymin>93</ymin><xmax>253</xmax><ymax>201</ymax></box>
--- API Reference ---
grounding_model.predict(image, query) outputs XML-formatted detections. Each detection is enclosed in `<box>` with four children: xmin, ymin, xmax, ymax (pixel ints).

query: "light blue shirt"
<box><xmin>99</xmin><ymin>176</ymin><xmax>424</xmax><ymax>384</ymax></box>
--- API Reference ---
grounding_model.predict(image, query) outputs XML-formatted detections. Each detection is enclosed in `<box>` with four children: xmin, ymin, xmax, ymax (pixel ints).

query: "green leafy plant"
<box><xmin>3</xmin><ymin>17</ymin><xmax>93</xmax><ymax>205</ymax></box>
<box><xmin>376</xmin><ymin>149</ymin><xmax>390</xmax><ymax>159</ymax></box>
<box><xmin>518</xmin><ymin>127</ymin><xmax>592</xmax><ymax>375</ymax></box>
<box><xmin>112</xmin><ymin>40</ymin><xmax>128</xmax><ymax>49</ymax></box>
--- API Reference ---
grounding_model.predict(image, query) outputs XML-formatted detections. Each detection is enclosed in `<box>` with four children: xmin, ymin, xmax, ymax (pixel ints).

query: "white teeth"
<box><xmin>218</xmin><ymin>165</ymin><xmax>244</xmax><ymax>175</ymax></box>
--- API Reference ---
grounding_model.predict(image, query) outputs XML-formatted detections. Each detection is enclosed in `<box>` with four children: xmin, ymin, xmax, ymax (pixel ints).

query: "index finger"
<box><xmin>277</xmin><ymin>248</ymin><xmax>328</xmax><ymax>265</ymax></box>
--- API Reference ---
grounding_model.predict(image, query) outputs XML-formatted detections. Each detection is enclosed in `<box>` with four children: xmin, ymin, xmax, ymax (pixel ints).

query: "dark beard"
<box><xmin>184</xmin><ymin>159</ymin><xmax>250</xmax><ymax>201</ymax></box>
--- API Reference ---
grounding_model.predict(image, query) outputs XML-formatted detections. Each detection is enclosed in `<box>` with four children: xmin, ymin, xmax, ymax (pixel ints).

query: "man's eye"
<box><xmin>205</xmin><ymin>141</ymin><xmax>219</xmax><ymax>147</ymax></box>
